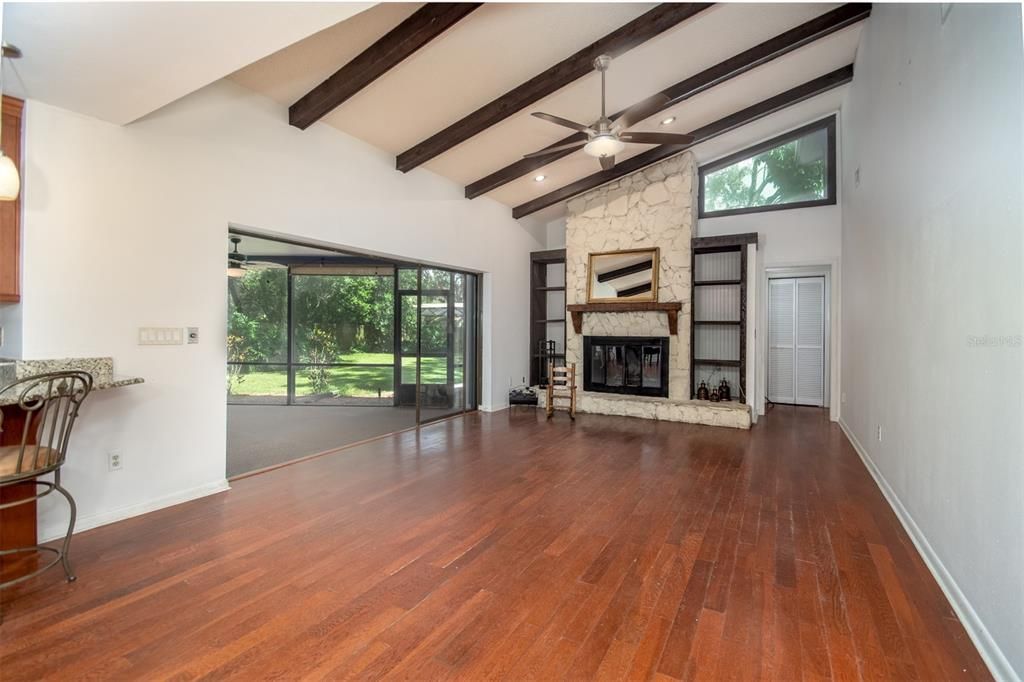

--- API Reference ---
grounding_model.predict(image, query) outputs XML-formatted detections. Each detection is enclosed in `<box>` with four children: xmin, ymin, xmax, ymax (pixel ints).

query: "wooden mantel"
<box><xmin>566</xmin><ymin>302</ymin><xmax>683</xmax><ymax>335</ymax></box>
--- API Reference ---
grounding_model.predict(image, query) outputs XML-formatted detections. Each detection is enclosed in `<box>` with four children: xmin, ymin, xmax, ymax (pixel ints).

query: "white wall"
<box><xmin>840</xmin><ymin>4</ymin><xmax>1023</xmax><ymax>680</ymax></box>
<box><xmin>18</xmin><ymin>80</ymin><xmax>543</xmax><ymax>540</ymax></box>
<box><xmin>699</xmin><ymin>195</ymin><xmax>843</xmax><ymax>420</ymax></box>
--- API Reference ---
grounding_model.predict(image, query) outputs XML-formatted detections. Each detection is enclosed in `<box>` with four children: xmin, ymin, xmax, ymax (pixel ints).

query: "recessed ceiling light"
<box><xmin>534</xmin><ymin>174</ymin><xmax>546</xmax><ymax>182</ymax></box>
<box><xmin>660</xmin><ymin>116</ymin><xmax>676</xmax><ymax>126</ymax></box>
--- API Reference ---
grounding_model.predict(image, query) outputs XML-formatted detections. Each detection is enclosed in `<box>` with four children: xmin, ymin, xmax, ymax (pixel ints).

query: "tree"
<box><xmin>705</xmin><ymin>134</ymin><xmax>826</xmax><ymax>212</ymax></box>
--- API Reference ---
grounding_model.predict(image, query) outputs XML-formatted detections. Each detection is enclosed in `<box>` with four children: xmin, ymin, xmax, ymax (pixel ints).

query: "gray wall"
<box><xmin>840</xmin><ymin>4</ymin><xmax>1023</xmax><ymax>679</ymax></box>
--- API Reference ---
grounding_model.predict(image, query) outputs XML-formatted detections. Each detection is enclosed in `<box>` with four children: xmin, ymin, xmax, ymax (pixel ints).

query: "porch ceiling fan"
<box><xmin>227</xmin><ymin>236</ymin><xmax>286</xmax><ymax>278</ymax></box>
<box><xmin>525</xmin><ymin>54</ymin><xmax>695</xmax><ymax>171</ymax></box>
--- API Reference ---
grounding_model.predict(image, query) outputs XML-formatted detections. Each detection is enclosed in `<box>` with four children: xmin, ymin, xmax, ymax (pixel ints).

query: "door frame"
<box><xmin>761</xmin><ymin>264</ymin><xmax>832</xmax><ymax>414</ymax></box>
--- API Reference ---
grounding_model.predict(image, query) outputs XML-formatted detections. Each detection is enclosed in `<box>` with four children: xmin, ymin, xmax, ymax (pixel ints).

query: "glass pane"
<box><xmin>400</xmin><ymin>294</ymin><xmax>418</xmax><ymax>356</ymax></box>
<box><xmin>703</xmin><ymin>126</ymin><xmax>828</xmax><ymax>213</ymax></box>
<box><xmin>292</xmin><ymin>365</ymin><xmax>393</xmax><ymax>405</ymax></box>
<box><xmin>464</xmin><ymin>273</ymin><xmax>478</xmax><ymax>410</ymax></box>
<box><xmin>397</xmin><ymin>288</ymin><xmax>419</xmax><ymax>407</ymax></box>
<box><xmin>420</xmin><ymin>296</ymin><xmax>449</xmax><ymax>355</ymax></box>
<box><xmin>642</xmin><ymin>346</ymin><xmax>662</xmax><ymax>389</ymax></box>
<box><xmin>606</xmin><ymin>347</ymin><xmax>624</xmax><ymax>387</ymax></box>
<box><xmin>420</xmin><ymin>268</ymin><xmax>452</xmax><ymax>291</ymax></box>
<box><xmin>228</xmin><ymin>269</ymin><xmax>288</xmax><ymax>363</ymax></box>
<box><xmin>292</xmin><ymin>274</ymin><xmax>395</xmax><ymax>365</ymax></box>
<box><xmin>398</xmin><ymin>268</ymin><xmax>418</xmax><ymax>290</ymax></box>
<box><xmin>227</xmin><ymin>364</ymin><xmax>287</xmax><ymax>404</ymax></box>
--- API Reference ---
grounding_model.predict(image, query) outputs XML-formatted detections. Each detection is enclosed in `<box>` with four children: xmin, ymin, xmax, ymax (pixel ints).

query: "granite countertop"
<box><xmin>0</xmin><ymin>357</ymin><xmax>144</xmax><ymax>407</ymax></box>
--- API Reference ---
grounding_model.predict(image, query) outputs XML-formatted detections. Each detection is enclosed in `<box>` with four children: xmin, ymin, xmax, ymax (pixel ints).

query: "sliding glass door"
<box><xmin>228</xmin><ymin>260</ymin><xmax>479</xmax><ymax>424</ymax></box>
<box><xmin>395</xmin><ymin>267</ymin><xmax>478</xmax><ymax>422</ymax></box>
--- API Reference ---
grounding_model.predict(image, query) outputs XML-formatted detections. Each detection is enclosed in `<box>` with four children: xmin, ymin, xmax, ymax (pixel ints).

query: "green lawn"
<box><xmin>228</xmin><ymin>352</ymin><xmax>457</xmax><ymax>399</ymax></box>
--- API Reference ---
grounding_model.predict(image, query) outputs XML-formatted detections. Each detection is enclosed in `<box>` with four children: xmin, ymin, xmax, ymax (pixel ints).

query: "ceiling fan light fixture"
<box><xmin>584</xmin><ymin>135</ymin><xmax>625</xmax><ymax>159</ymax></box>
<box><xmin>227</xmin><ymin>236</ymin><xmax>246</xmax><ymax>277</ymax></box>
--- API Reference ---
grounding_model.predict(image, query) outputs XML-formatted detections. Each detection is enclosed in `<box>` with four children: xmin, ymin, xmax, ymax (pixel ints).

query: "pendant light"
<box><xmin>0</xmin><ymin>4</ymin><xmax>21</xmax><ymax>202</ymax></box>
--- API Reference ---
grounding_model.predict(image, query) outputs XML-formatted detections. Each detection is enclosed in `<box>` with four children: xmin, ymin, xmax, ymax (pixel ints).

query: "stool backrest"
<box><xmin>0</xmin><ymin>371</ymin><xmax>93</xmax><ymax>476</ymax></box>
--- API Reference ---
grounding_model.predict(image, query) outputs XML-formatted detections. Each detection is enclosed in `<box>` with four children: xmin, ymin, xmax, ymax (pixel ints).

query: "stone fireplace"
<box><xmin>555</xmin><ymin>151</ymin><xmax>750</xmax><ymax>429</ymax></box>
<box><xmin>583</xmin><ymin>336</ymin><xmax>669</xmax><ymax>398</ymax></box>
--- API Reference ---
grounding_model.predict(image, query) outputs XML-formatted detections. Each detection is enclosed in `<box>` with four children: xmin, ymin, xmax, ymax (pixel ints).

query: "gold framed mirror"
<box><xmin>586</xmin><ymin>248</ymin><xmax>660</xmax><ymax>303</ymax></box>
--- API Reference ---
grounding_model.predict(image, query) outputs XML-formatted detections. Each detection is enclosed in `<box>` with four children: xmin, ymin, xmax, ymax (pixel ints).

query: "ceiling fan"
<box><xmin>526</xmin><ymin>54</ymin><xmax>694</xmax><ymax>171</ymax></box>
<box><xmin>227</xmin><ymin>236</ymin><xmax>286</xmax><ymax>278</ymax></box>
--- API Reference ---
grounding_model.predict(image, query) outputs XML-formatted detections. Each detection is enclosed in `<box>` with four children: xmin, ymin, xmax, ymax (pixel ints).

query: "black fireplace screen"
<box><xmin>583</xmin><ymin>336</ymin><xmax>669</xmax><ymax>397</ymax></box>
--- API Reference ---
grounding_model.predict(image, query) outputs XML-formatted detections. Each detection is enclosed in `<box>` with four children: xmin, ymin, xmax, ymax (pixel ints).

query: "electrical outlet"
<box><xmin>854</xmin><ymin>167</ymin><xmax>861</xmax><ymax>187</ymax></box>
<box><xmin>876</xmin><ymin>425</ymin><xmax>882</xmax><ymax>442</ymax></box>
<box><xmin>108</xmin><ymin>450</ymin><xmax>123</xmax><ymax>471</ymax></box>
<box><xmin>841</xmin><ymin>391</ymin><xmax>847</xmax><ymax>403</ymax></box>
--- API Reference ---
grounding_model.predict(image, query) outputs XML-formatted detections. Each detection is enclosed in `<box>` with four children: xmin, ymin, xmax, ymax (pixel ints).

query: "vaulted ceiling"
<box><xmin>4</xmin><ymin>2</ymin><xmax>868</xmax><ymax>221</ymax></box>
<box><xmin>231</xmin><ymin>2</ymin><xmax>869</xmax><ymax>219</ymax></box>
<box><xmin>2</xmin><ymin>2</ymin><xmax>372</xmax><ymax>125</ymax></box>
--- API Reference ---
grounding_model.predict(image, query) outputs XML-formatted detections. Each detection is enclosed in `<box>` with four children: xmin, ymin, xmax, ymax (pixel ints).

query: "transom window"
<box><xmin>699</xmin><ymin>116</ymin><xmax>836</xmax><ymax>218</ymax></box>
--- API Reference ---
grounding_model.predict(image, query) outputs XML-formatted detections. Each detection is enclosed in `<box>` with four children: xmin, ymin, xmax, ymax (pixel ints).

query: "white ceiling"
<box><xmin>229</xmin><ymin>2</ymin><xmax>864</xmax><ymax>215</ymax></box>
<box><xmin>2</xmin><ymin>1</ymin><xmax>373</xmax><ymax>124</ymax></box>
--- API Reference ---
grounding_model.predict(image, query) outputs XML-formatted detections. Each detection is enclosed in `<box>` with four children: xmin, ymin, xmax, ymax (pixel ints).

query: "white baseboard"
<box><xmin>479</xmin><ymin>402</ymin><xmax>508</xmax><ymax>413</ymax></box>
<box><xmin>838</xmin><ymin>418</ymin><xmax>1018</xmax><ymax>682</ymax></box>
<box><xmin>39</xmin><ymin>479</ymin><xmax>231</xmax><ymax>544</ymax></box>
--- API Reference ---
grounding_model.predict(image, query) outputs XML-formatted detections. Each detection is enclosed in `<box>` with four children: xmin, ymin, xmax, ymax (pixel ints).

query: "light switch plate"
<box><xmin>138</xmin><ymin>327</ymin><xmax>184</xmax><ymax>345</ymax></box>
<box><xmin>187</xmin><ymin>327</ymin><xmax>199</xmax><ymax>344</ymax></box>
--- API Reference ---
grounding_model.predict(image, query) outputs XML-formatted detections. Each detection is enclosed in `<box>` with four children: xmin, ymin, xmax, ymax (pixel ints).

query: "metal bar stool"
<box><xmin>0</xmin><ymin>371</ymin><xmax>93</xmax><ymax>594</ymax></box>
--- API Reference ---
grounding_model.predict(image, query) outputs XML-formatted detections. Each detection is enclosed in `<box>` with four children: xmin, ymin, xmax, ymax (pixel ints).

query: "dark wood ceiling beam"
<box><xmin>395</xmin><ymin>3</ymin><xmax>713</xmax><ymax>173</ymax></box>
<box><xmin>289</xmin><ymin>3</ymin><xmax>482</xmax><ymax>130</ymax></box>
<box><xmin>512</xmin><ymin>64</ymin><xmax>854</xmax><ymax>219</ymax></box>
<box><xmin>467</xmin><ymin>3</ymin><xmax>870</xmax><ymax>199</ymax></box>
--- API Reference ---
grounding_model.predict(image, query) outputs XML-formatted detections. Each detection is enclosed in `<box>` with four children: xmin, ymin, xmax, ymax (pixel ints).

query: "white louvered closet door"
<box><xmin>768</xmin><ymin>279</ymin><xmax>796</xmax><ymax>403</ymax></box>
<box><xmin>795</xmin><ymin>278</ymin><xmax>825</xmax><ymax>405</ymax></box>
<box><xmin>768</xmin><ymin>276</ymin><xmax>825</xmax><ymax>406</ymax></box>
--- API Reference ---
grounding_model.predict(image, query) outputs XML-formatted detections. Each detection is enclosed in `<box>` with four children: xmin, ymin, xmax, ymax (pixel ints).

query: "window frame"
<box><xmin>698</xmin><ymin>115</ymin><xmax>837</xmax><ymax>219</ymax></box>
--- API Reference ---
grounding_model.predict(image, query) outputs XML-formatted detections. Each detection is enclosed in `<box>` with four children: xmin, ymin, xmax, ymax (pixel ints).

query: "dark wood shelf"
<box><xmin>566</xmin><ymin>301</ymin><xmax>683</xmax><ymax>335</ymax></box>
<box><xmin>692</xmin><ymin>236</ymin><xmax>753</xmax><ymax>400</ymax></box>
<box><xmin>530</xmin><ymin>249</ymin><xmax>567</xmax><ymax>386</ymax></box>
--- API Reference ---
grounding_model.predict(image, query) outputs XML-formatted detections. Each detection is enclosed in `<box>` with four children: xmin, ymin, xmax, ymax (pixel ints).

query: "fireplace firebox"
<box><xmin>583</xmin><ymin>336</ymin><xmax>669</xmax><ymax>397</ymax></box>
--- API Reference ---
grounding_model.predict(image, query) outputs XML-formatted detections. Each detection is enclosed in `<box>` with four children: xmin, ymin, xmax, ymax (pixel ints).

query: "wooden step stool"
<box><xmin>546</xmin><ymin>362</ymin><xmax>577</xmax><ymax>420</ymax></box>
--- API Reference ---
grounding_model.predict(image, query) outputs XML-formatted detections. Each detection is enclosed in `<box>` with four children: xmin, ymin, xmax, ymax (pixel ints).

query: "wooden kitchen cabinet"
<box><xmin>0</xmin><ymin>96</ymin><xmax>23</xmax><ymax>302</ymax></box>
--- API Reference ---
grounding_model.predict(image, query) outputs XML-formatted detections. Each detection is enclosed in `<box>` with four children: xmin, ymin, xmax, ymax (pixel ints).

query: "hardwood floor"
<box><xmin>0</xmin><ymin>406</ymin><xmax>989</xmax><ymax>680</ymax></box>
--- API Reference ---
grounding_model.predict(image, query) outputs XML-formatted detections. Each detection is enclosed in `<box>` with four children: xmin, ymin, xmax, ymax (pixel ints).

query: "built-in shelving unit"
<box><xmin>690</xmin><ymin>233</ymin><xmax>757</xmax><ymax>401</ymax></box>
<box><xmin>530</xmin><ymin>248</ymin><xmax>567</xmax><ymax>386</ymax></box>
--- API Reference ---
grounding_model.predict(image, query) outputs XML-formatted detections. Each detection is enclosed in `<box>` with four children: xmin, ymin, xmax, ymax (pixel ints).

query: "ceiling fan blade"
<box><xmin>246</xmin><ymin>260</ymin><xmax>287</xmax><ymax>270</ymax></box>
<box><xmin>600</xmin><ymin>155</ymin><xmax>615</xmax><ymax>171</ymax></box>
<box><xmin>531</xmin><ymin>112</ymin><xmax>594</xmax><ymax>133</ymax></box>
<box><xmin>611</xmin><ymin>93</ymin><xmax>671</xmax><ymax>131</ymax></box>
<box><xmin>523</xmin><ymin>140</ymin><xmax>587</xmax><ymax>159</ymax></box>
<box><xmin>619</xmin><ymin>131</ymin><xmax>695</xmax><ymax>146</ymax></box>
